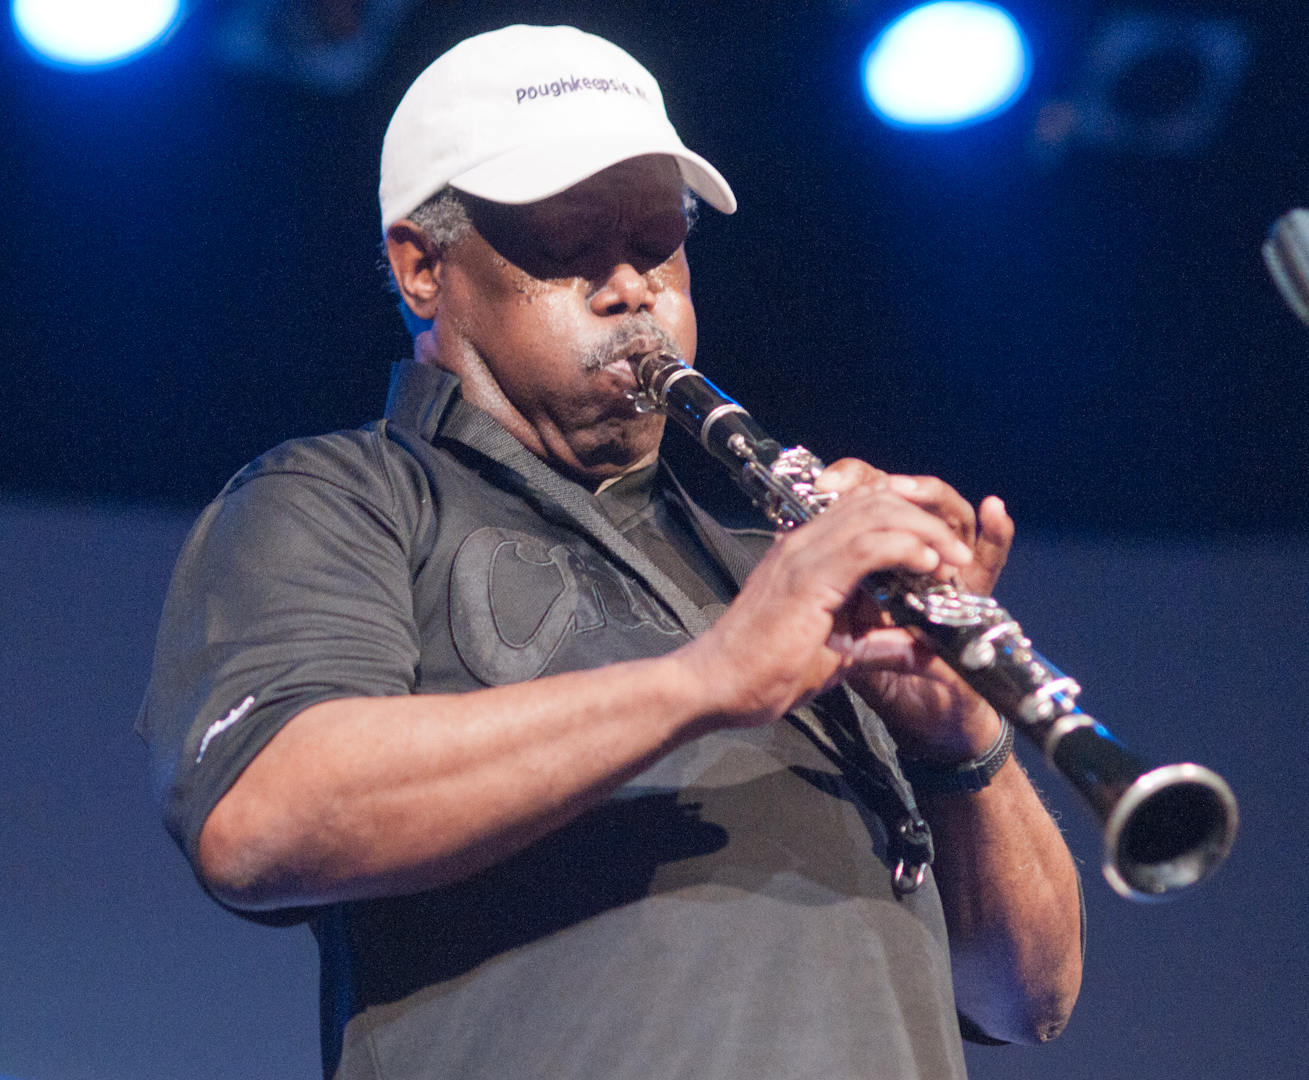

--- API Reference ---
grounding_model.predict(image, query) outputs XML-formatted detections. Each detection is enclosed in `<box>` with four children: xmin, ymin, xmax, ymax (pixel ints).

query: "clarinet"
<box><xmin>629</xmin><ymin>352</ymin><xmax>1238</xmax><ymax>901</ymax></box>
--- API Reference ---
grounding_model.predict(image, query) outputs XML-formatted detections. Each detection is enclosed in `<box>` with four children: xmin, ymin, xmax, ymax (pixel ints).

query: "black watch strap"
<box><xmin>898</xmin><ymin>718</ymin><xmax>1015</xmax><ymax>796</ymax></box>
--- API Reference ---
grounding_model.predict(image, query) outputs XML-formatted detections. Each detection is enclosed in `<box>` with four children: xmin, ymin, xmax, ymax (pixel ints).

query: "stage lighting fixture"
<box><xmin>212</xmin><ymin>0</ymin><xmax>424</xmax><ymax>94</ymax></box>
<box><xmin>1034</xmin><ymin>15</ymin><xmax>1250</xmax><ymax>159</ymax></box>
<box><xmin>12</xmin><ymin>0</ymin><xmax>181</xmax><ymax>68</ymax></box>
<box><xmin>862</xmin><ymin>1</ymin><xmax>1030</xmax><ymax>129</ymax></box>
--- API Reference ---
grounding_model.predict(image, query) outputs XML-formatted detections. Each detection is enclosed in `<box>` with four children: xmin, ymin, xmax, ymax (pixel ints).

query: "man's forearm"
<box><xmin>197</xmin><ymin>652</ymin><xmax>724</xmax><ymax>910</ymax></box>
<box><xmin>919</xmin><ymin>756</ymin><xmax>1083</xmax><ymax>1044</ymax></box>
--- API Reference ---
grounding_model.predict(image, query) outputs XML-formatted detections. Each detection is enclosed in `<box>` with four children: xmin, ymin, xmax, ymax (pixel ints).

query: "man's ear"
<box><xmin>386</xmin><ymin>220</ymin><xmax>442</xmax><ymax>321</ymax></box>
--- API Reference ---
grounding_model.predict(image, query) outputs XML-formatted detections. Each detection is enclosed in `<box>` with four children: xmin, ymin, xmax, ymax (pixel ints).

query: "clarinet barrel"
<box><xmin>629</xmin><ymin>352</ymin><xmax>1239</xmax><ymax>901</ymax></box>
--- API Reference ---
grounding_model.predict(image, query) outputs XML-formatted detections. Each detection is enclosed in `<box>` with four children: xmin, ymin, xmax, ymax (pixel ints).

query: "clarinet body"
<box><xmin>629</xmin><ymin>352</ymin><xmax>1238</xmax><ymax>901</ymax></box>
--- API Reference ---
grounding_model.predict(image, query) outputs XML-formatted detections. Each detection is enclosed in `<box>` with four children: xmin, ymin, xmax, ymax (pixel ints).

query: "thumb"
<box><xmin>965</xmin><ymin>496</ymin><xmax>1013</xmax><ymax>596</ymax></box>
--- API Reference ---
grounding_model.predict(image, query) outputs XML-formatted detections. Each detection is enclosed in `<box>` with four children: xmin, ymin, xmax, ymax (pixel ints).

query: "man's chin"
<box><xmin>560</xmin><ymin>422</ymin><xmax>665</xmax><ymax>486</ymax></box>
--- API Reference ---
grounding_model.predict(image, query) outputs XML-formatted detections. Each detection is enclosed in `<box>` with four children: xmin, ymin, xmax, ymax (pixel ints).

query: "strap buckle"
<box><xmin>892</xmin><ymin>815</ymin><xmax>934</xmax><ymax>896</ymax></box>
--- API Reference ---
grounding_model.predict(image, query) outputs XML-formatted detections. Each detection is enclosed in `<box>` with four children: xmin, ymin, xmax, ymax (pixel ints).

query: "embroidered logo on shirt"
<box><xmin>450</xmin><ymin>526</ymin><xmax>680</xmax><ymax>686</ymax></box>
<box><xmin>196</xmin><ymin>695</ymin><xmax>255</xmax><ymax>763</ymax></box>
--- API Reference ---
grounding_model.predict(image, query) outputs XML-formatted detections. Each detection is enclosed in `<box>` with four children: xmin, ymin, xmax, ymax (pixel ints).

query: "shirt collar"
<box><xmin>383</xmin><ymin>359</ymin><xmax>460</xmax><ymax>442</ymax></box>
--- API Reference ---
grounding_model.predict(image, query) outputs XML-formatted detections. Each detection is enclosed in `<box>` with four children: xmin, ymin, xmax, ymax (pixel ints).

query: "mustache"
<box><xmin>579</xmin><ymin>315</ymin><xmax>683</xmax><ymax>373</ymax></box>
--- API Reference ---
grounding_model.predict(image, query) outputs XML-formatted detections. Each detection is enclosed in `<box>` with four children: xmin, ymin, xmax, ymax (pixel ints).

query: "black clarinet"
<box><xmin>629</xmin><ymin>352</ymin><xmax>1238</xmax><ymax>901</ymax></box>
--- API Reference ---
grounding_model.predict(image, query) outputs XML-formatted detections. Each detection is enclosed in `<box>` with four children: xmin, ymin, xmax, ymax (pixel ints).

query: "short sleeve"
<box><xmin>136</xmin><ymin>428</ymin><xmax>428</xmax><ymax>877</ymax></box>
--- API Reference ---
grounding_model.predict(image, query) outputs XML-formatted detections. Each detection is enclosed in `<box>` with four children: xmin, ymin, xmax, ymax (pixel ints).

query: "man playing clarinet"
<box><xmin>138</xmin><ymin>24</ymin><xmax>1081</xmax><ymax>1079</ymax></box>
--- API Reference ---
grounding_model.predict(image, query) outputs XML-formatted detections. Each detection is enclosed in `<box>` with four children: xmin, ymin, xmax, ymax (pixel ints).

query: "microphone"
<box><xmin>1263</xmin><ymin>209</ymin><xmax>1309</xmax><ymax>324</ymax></box>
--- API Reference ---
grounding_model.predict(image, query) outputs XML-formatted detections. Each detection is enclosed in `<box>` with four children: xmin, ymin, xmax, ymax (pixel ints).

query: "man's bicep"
<box><xmin>139</xmin><ymin>467</ymin><xmax>422</xmax><ymax>875</ymax></box>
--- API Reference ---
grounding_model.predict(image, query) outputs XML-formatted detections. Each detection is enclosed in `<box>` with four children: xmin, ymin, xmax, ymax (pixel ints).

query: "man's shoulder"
<box><xmin>219</xmin><ymin>420</ymin><xmax>436</xmax><ymax>502</ymax></box>
<box><xmin>224</xmin><ymin>422</ymin><xmax>386</xmax><ymax>490</ymax></box>
<box><xmin>196</xmin><ymin>421</ymin><xmax>444</xmax><ymax>550</ymax></box>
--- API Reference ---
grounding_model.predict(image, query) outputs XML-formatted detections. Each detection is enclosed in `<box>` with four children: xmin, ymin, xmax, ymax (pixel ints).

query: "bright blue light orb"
<box><xmin>12</xmin><ymin>0</ymin><xmax>182</xmax><ymax>69</ymax></box>
<box><xmin>863</xmin><ymin>2</ymin><xmax>1030</xmax><ymax>129</ymax></box>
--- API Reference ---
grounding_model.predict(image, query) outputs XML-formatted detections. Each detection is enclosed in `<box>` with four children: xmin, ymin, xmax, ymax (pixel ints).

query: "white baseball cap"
<box><xmin>379</xmin><ymin>24</ymin><xmax>737</xmax><ymax>233</ymax></box>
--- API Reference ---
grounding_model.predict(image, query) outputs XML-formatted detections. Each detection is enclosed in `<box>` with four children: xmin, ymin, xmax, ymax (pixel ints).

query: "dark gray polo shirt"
<box><xmin>137</xmin><ymin>361</ymin><xmax>968</xmax><ymax>1080</ymax></box>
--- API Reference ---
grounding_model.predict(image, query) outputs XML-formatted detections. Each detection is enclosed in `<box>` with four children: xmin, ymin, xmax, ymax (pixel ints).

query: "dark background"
<box><xmin>4</xmin><ymin>0</ymin><xmax>1309</xmax><ymax>533</ymax></box>
<box><xmin>4</xmin><ymin>2</ymin><xmax>1309</xmax><ymax>1079</ymax></box>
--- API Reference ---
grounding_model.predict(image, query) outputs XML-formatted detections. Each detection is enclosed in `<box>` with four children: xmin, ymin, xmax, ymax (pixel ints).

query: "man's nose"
<box><xmin>590</xmin><ymin>264</ymin><xmax>656</xmax><ymax>316</ymax></box>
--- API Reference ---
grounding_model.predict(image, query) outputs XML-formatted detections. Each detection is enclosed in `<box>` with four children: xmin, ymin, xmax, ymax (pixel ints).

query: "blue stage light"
<box><xmin>863</xmin><ymin>2</ymin><xmax>1030</xmax><ymax>129</ymax></box>
<box><xmin>12</xmin><ymin>0</ymin><xmax>181</xmax><ymax>69</ymax></box>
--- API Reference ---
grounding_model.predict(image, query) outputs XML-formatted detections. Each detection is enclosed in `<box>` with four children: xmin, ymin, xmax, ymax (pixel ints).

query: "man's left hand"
<box><xmin>813</xmin><ymin>459</ymin><xmax>1014</xmax><ymax>762</ymax></box>
<box><xmin>814</xmin><ymin>460</ymin><xmax>1082</xmax><ymax>1045</ymax></box>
